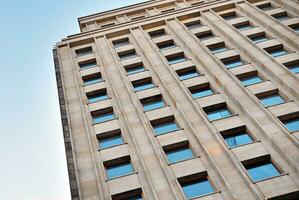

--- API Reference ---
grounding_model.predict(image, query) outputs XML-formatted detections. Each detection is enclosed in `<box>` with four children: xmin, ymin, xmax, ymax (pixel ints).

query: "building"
<box><xmin>53</xmin><ymin>0</ymin><xmax>299</xmax><ymax>199</ymax></box>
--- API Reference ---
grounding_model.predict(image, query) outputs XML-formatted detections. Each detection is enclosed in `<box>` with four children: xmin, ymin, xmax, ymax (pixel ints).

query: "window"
<box><xmin>179</xmin><ymin>176</ymin><xmax>215</xmax><ymax>199</ymax></box>
<box><xmin>132</xmin><ymin>78</ymin><xmax>155</xmax><ymax>91</ymax></box>
<box><xmin>249</xmin><ymin>34</ymin><xmax>269</xmax><ymax>43</ymax></box>
<box><xmin>244</xmin><ymin>160</ymin><xmax>280</xmax><ymax>182</ymax></box>
<box><xmin>282</xmin><ymin>118</ymin><xmax>299</xmax><ymax>132</ymax></box>
<box><xmin>91</xmin><ymin>108</ymin><xmax>115</xmax><ymax>124</ymax></box>
<box><xmin>265</xmin><ymin>47</ymin><xmax>288</xmax><ymax>58</ymax></box>
<box><xmin>87</xmin><ymin>89</ymin><xmax>108</xmax><ymax>103</ymax></box>
<box><xmin>98</xmin><ymin>131</ymin><xmax>124</xmax><ymax>149</ymax></box>
<box><xmin>234</xmin><ymin>23</ymin><xmax>254</xmax><ymax>31</ymax></box>
<box><xmin>157</xmin><ymin>40</ymin><xmax>176</xmax><ymax>50</ymax></box>
<box><xmin>204</xmin><ymin>105</ymin><xmax>232</xmax><ymax>121</ymax></box>
<box><xmin>165</xmin><ymin>145</ymin><xmax>194</xmax><ymax>164</ymax></box>
<box><xmin>221</xmin><ymin>12</ymin><xmax>240</xmax><ymax>20</ymax></box>
<box><xmin>105</xmin><ymin>159</ymin><xmax>134</xmax><ymax>179</ymax></box>
<box><xmin>101</xmin><ymin>22</ymin><xmax>115</xmax><ymax>28</ymax></box>
<box><xmin>148</xmin><ymin>29</ymin><xmax>166</xmax><ymax>38</ymax></box>
<box><xmin>259</xmin><ymin>94</ymin><xmax>285</xmax><ymax>107</ymax></box>
<box><xmin>141</xmin><ymin>95</ymin><xmax>165</xmax><ymax>111</ymax></box>
<box><xmin>189</xmin><ymin>85</ymin><xmax>213</xmax><ymax>99</ymax></box>
<box><xmin>221</xmin><ymin>127</ymin><xmax>253</xmax><ymax>148</ymax></box>
<box><xmin>289</xmin><ymin>24</ymin><xmax>299</xmax><ymax>33</ymax></box>
<box><xmin>196</xmin><ymin>32</ymin><xmax>214</xmax><ymax>41</ymax></box>
<box><xmin>222</xmin><ymin>58</ymin><xmax>245</xmax><ymax>69</ymax></box>
<box><xmin>79</xmin><ymin>60</ymin><xmax>97</xmax><ymax>70</ymax></box>
<box><xmin>284</xmin><ymin>62</ymin><xmax>299</xmax><ymax>74</ymax></box>
<box><xmin>272</xmin><ymin>13</ymin><xmax>291</xmax><ymax>21</ymax></box>
<box><xmin>152</xmin><ymin>118</ymin><xmax>179</xmax><ymax>135</ymax></box>
<box><xmin>76</xmin><ymin>47</ymin><xmax>93</xmax><ymax>57</ymax></box>
<box><xmin>113</xmin><ymin>38</ymin><xmax>130</xmax><ymax>48</ymax></box>
<box><xmin>257</xmin><ymin>3</ymin><xmax>274</xmax><ymax>11</ymax></box>
<box><xmin>167</xmin><ymin>54</ymin><xmax>187</xmax><ymax>65</ymax></box>
<box><xmin>118</xmin><ymin>50</ymin><xmax>138</xmax><ymax>60</ymax></box>
<box><xmin>125</xmin><ymin>63</ymin><xmax>145</xmax><ymax>75</ymax></box>
<box><xmin>208</xmin><ymin>43</ymin><xmax>229</xmax><ymax>54</ymax></box>
<box><xmin>185</xmin><ymin>20</ymin><xmax>202</xmax><ymax>29</ymax></box>
<box><xmin>239</xmin><ymin>74</ymin><xmax>263</xmax><ymax>86</ymax></box>
<box><xmin>83</xmin><ymin>73</ymin><xmax>103</xmax><ymax>86</ymax></box>
<box><xmin>111</xmin><ymin>189</ymin><xmax>143</xmax><ymax>200</ymax></box>
<box><xmin>177</xmin><ymin>67</ymin><xmax>199</xmax><ymax>80</ymax></box>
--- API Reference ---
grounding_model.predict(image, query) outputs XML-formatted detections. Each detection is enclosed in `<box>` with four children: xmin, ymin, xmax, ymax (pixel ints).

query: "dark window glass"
<box><xmin>181</xmin><ymin>178</ymin><xmax>215</xmax><ymax>199</ymax></box>
<box><xmin>223</xmin><ymin>131</ymin><xmax>253</xmax><ymax>148</ymax></box>
<box><xmin>79</xmin><ymin>60</ymin><xmax>97</xmax><ymax>70</ymax></box>
<box><xmin>185</xmin><ymin>21</ymin><xmax>202</xmax><ymax>29</ymax></box>
<box><xmin>167</xmin><ymin>55</ymin><xmax>187</xmax><ymax>65</ymax></box>
<box><xmin>83</xmin><ymin>74</ymin><xmax>102</xmax><ymax>86</ymax></box>
<box><xmin>149</xmin><ymin>29</ymin><xmax>166</xmax><ymax>38</ymax></box>
<box><xmin>245</xmin><ymin>161</ymin><xmax>280</xmax><ymax>182</ymax></box>
<box><xmin>240</xmin><ymin>75</ymin><xmax>263</xmax><ymax>86</ymax></box>
<box><xmin>87</xmin><ymin>90</ymin><xmax>108</xmax><ymax>103</ymax></box>
<box><xmin>206</xmin><ymin>107</ymin><xmax>232</xmax><ymax>121</ymax></box>
<box><xmin>153</xmin><ymin>120</ymin><xmax>178</xmax><ymax>135</ymax></box>
<box><xmin>235</xmin><ymin>23</ymin><xmax>254</xmax><ymax>31</ymax></box>
<box><xmin>166</xmin><ymin>146</ymin><xmax>193</xmax><ymax>163</ymax></box>
<box><xmin>287</xmin><ymin>63</ymin><xmax>299</xmax><ymax>74</ymax></box>
<box><xmin>273</xmin><ymin>13</ymin><xmax>291</xmax><ymax>21</ymax></box>
<box><xmin>92</xmin><ymin>109</ymin><xmax>115</xmax><ymax>124</ymax></box>
<box><xmin>259</xmin><ymin>94</ymin><xmax>284</xmax><ymax>107</ymax></box>
<box><xmin>283</xmin><ymin>118</ymin><xmax>299</xmax><ymax>132</ymax></box>
<box><xmin>119</xmin><ymin>51</ymin><xmax>138</xmax><ymax>60</ymax></box>
<box><xmin>99</xmin><ymin>134</ymin><xmax>124</xmax><ymax>149</ymax></box>
<box><xmin>209</xmin><ymin>46</ymin><xmax>229</xmax><ymax>54</ymax></box>
<box><xmin>113</xmin><ymin>38</ymin><xmax>130</xmax><ymax>48</ymax></box>
<box><xmin>196</xmin><ymin>32</ymin><xmax>214</xmax><ymax>40</ymax></box>
<box><xmin>157</xmin><ymin>41</ymin><xmax>176</xmax><ymax>50</ymax></box>
<box><xmin>126</xmin><ymin>65</ymin><xmax>145</xmax><ymax>75</ymax></box>
<box><xmin>190</xmin><ymin>86</ymin><xmax>213</xmax><ymax>99</ymax></box>
<box><xmin>142</xmin><ymin>96</ymin><xmax>165</xmax><ymax>111</ymax></box>
<box><xmin>76</xmin><ymin>47</ymin><xmax>93</xmax><ymax>57</ymax></box>
<box><xmin>106</xmin><ymin>161</ymin><xmax>134</xmax><ymax>179</ymax></box>
<box><xmin>290</xmin><ymin>25</ymin><xmax>299</xmax><ymax>33</ymax></box>
<box><xmin>222</xmin><ymin>13</ymin><xmax>239</xmax><ymax>20</ymax></box>
<box><xmin>257</xmin><ymin>3</ymin><xmax>274</xmax><ymax>11</ymax></box>
<box><xmin>127</xmin><ymin>195</ymin><xmax>143</xmax><ymax>200</ymax></box>
<box><xmin>266</xmin><ymin>48</ymin><xmax>288</xmax><ymax>58</ymax></box>
<box><xmin>223</xmin><ymin>59</ymin><xmax>245</xmax><ymax>69</ymax></box>
<box><xmin>133</xmin><ymin>80</ymin><xmax>154</xmax><ymax>91</ymax></box>
<box><xmin>177</xmin><ymin>68</ymin><xmax>199</xmax><ymax>80</ymax></box>
<box><xmin>250</xmin><ymin>34</ymin><xmax>269</xmax><ymax>43</ymax></box>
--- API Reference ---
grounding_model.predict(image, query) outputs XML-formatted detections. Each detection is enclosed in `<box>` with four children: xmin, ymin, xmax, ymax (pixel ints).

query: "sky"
<box><xmin>0</xmin><ymin>0</ymin><xmax>145</xmax><ymax>199</ymax></box>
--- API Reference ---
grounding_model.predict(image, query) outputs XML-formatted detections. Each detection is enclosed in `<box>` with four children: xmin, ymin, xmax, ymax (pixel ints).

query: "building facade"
<box><xmin>53</xmin><ymin>0</ymin><xmax>299</xmax><ymax>199</ymax></box>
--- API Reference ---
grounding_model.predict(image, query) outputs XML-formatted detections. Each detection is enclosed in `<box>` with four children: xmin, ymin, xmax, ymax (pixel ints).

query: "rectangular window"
<box><xmin>189</xmin><ymin>85</ymin><xmax>213</xmax><ymax>99</ymax></box>
<box><xmin>152</xmin><ymin>118</ymin><xmax>179</xmax><ymax>135</ymax></box>
<box><xmin>179</xmin><ymin>176</ymin><xmax>215</xmax><ymax>199</ymax></box>
<box><xmin>208</xmin><ymin>43</ymin><xmax>229</xmax><ymax>54</ymax></box>
<box><xmin>125</xmin><ymin>63</ymin><xmax>145</xmax><ymax>75</ymax></box>
<box><xmin>79</xmin><ymin>60</ymin><xmax>97</xmax><ymax>70</ymax></box>
<box><xmin>221</xmin><ymin>12</ymin><xmax>240</xmax><ymax>20</ymax></box>
<box><xmin>265</xmin><ymin>47</ymin><xmax>288</xmax><ymax>58</ymax></box>
<box><xmin>165</xmin><ymin>145</ymin><xmax>194</xmax><ymax>164</ymax></box>
<box><xmin>259</xmin><ymin>94</ymin><xmax>285</xmax><ymax>107</ymax></box>
<box><xmin>157</xmin><ymin>40</ymin><xmax>176</xmax><ymax>50</ymax></box>
<box><xmin>222</xmin><ymin>58</ymin><xmax>245</xmax><ymax>69</ymax></box>
<box><xmin>76</xmin><ymin>47</ymin><xmax>93</xmax><ymax>57</ymax></box>
<box><xmin>148</xmin><ymin>29</ymin><xmax>166</xmax><ymax>38</ymax></box>
<box><xmin>98</xmin><ymin>130</ymin><xmax>124</xmax><ymax>149</ymax></box>
<box><xmin>239</xmin><ymin>74</ymin><xmax>263</xmax><ymax>86</ymax></box>
<box><xmin>185</xmin><ymin>20</ymin><xmax>202</xmax><ymax>29</ymax></box>
<box><xmin>234</xmin><ymin>23</ymin><xmax>254</xmax><ymax>31</ymax></box>
<box><xmin>196</xmin><ymin>32</ymin><xmax>214</xmax><ymax>41</ymax></box>
<box><xmin>282</xmin><ymin>118</ymin><xmax>299</xmax><ymax>132</ymax></box>
<box><xmin>91</xmin><ymin>108</ymin><xmax>115</xmax><ymax>124</ymax></box>
<box><xmin>177</xmin><ymin>67</ymin><xmax>200</xmax><ymax>80</ymax></box>
<box><xmin>272</xmin><ymin>13</ymin><xmax>291</xmax><ymax>21</ymax></box>
<box><xmin>106</xmin><ymin>159</ymin><xmax>134</xmax><ymax>179</ymax></box>
<box><xmin>87</xmin><ymin>89</ymin><xmax>108</xmax><ymax>103</ymax></box>
<box><xmin>204</xmin><ymin>105</ymin><xmax>232</xmax><ymax>121</ymax></box>
<box><xmin>111</xmin><ymin>189</ymin><xmax>143</xmax><ymax>200</ymax></box>
<box><xmin>244</xmin><ymin>160</ymin><xmax>280</xmax><ymax>182</ymax></box>
<box><xmin>83</xmin><ymin>73</ymin><xmax>103</xmax><ymax>86</ymax></box>
<box><xmin>132</xmin><ymin>78</ymin><xmax>155</xmax><ymax>91</ymax></box>
<box><xmin>113</xmin><ymin>38</ymin><xmax>130</xmax><ymax>48</ymax></box>
<box><xmin>118</xmin><ymin>50</ymin><xmax>138</xmax><ymax>60</ymax></box>
<box><xmin>221</xmin><ymin>127</ymin><xmax>253</xmax><ymax>148</ymax></box>
<box><xmin>141</xmin><ymin>95</ymin><xmax>165</xmax><ymax>111</ymax></box>
<box><xmin>257</xmin><ymin>3</ymin><xmax>274</xmax><ymax>11</ymax></box>
<box><xmin>249</xmin><ymin>34</ymin><xmax>269</xmax><ymax>43</ymax></box>
<box><xmin>290</xmin><ymin>24</ymin><xmax>299</xmax><ymax>33</ymax></box>
<box><xmin>285</xmin><ymin>62</ymin><xmax>299</xmax><ymax>74</ymax></box>
<box><xmin>167</xmin><ymin>54</ymin><xmax>187</xmax><ymax>65</ymax></box>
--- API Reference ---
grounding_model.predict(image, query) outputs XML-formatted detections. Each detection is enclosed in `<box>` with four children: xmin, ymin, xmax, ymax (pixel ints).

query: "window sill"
<box><xmin>105</xmin><ymin>171</ymin><xmax>138</xmax><ymax>182</ymax></box>
<box><xmin>92</xmin><ymin>117</ymin><xmax>118</xmax><ymax>125</ymax></box>
<box><xmin>209</xmin><ymin>114</ymin><xmax>239</xmax><ymax>122</ymax></box>
<box><xmin>155</xmin><ymin>127</ymin><xmax>184</xmax><ymax>137</ymax></box>
<box><xmin>134</xmin><ymin>85</ymin><xmax>158</xmax><ymax>93</ymax></box>
<box><xmin>98</xmin><ymin>142</ymin><xmax>127</xmax><ymax>151</ymax></box>
<box><xmin>188</xmin><ymin>190</ymin><xmax>222</xmax><ymax>200</ymax></box>
<box><xmin>264</xmin><ymin>100</ymin><xmax>293</xmax><ymax>108</ymax></box>
<box><xmin>143</xmin><ymin>105</ymin><xmax>168</xmax><ymax>113</ymax></box>
<box><xmin>87</xmin><ymin>97</ymin><xmax>111</xmax><ymax>105</ymax></box>
<box><xmin>167</xmin><ymin>155</ymin><xmax>200</xmax><ymax>166</ymax></box>
<box><xmin>126</xmin><ymin>69</ymin><xmax>148</xmax><ymax>76</ymax></box>
<box><xmin>252</xmin><ymin>172</ymin><xmax>288</xmax><ymax>184</ymax></box>
<box><xmin>227</xmin><ymin>140</ymin><xmax>261</xmax><ymax>150</ymax></box>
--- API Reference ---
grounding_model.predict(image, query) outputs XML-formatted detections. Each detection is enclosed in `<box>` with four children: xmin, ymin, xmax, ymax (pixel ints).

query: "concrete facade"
<box><xmin>53</xmin><ymin>0</ymin><xmax>299</xmax><ymax>199</ymax></box>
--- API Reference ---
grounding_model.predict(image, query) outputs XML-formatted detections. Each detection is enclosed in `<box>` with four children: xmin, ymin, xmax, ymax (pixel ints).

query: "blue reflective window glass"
<box><xmin>178</xmin><ymin>70</ymin><xmax>199</xmax><ymax>80</ymax></box>
<box><xmin>133</xmin><ymin>81</ymin><xmax>154</xmax><ymax>91</ymax></box>
<box><xmin>167</xmin><ymin>56</ymin><xmax>187</xmax><ymax>65</ymax></box>
<box><xmin>273</xmin><ymin>14</ymin><xmax>290</xmax><ymax>21</ymax></box>
<box><xmin>181</xmin><ymin>178</ymin><xmax>215</xmax><ymax>199</ymax></box>
<box><xmin>166</xmin><ymin>147</ymin><xmax>193</xmax><ymax>163</ymax></box>
<box><xmin>283</xmin><ymin>118</ymin><xmax>299</xmax><ymax>132</ymax></box>
<box><xmin>126</xmin><ymin>65</ymin><xmax>145</xmax><ymax>75</ymax></box>
<box><xmin>87</xmin><ymin>92</ymin><xmax>108</xmax><ymax>103</ymax></box>
<box><xmin>223</xmin><ymin>131</ymin><xmax>253</xmax><ymax>148</ymax></box>
<box><xmin>143</xmin><ymin>99</ymin><xmax>165</xmax><ymax>111</ymax></box>
<box><xmin>210</xmin><ymin>46</ymin><xmax>229</xmax><ymax>54</ymax></box>
<box><xmin>268</xmin><ymin>49</ymin><xmax>288</xmax><ymax>58</ymax></box>
<box><xmin>206</xmin><ymin>108</ymin><xmax>232</xmax><ymax>121</ymax></box>
<box><xmin>119</xmin><ymin>51</ymin><xmax>138</xmax><ymax>60</ymax></box>
<box><xmin>251</xmin><ymin>35</ymin><xmax>269</xmax><ymax>43</ymax></box>
<box><xmin>240</xmin><ymin>75</ymin><xmax>263</xmax><ymax>86</ymax></box>
<box><xmin>84</xmin><ymin>76</ymin><xmax>102</xmax><ymax>86</ymax></box>
<box><xmin>236</xmin><ymin>24</ymin><xmax>254</xmax><ymax>31</ymax></box>
<box><xmin>153</xmin><ymin>121</ymin><xmax>178</xmax><ymax>135</ymax></box>
<box><xmin>223</xmin><ymin>59</ymin><xmax>244</xmax><ymax>69</ymax></box>
<box><xmin>288</xmin><ymin>64</ymin><xmax>299</xmax><ymax>74</ymax></box>
<box><xmin>191</xmin><ymin>87</ymin><xmax>213</xmax><ymax>99</ymax></box>
<box><xmin>158</xmin><ymin>42</ymin><xmax>176</xmax><ymax>50</ymax></box>
<box><xmin>246</xmin><ymin>162</ymin><xmax>280</xmax><ymax>182</ymax></box>
<box><xmin>76</xmin><ymin>47</ymin><xmax>93</xmax><ymax>57</ymax></box>
<box><xmin>106</xmin><ymin>161</ymin><xmax>134</xmax><ymax>179</ymax></box>
<box><xmin>128</xmin><ymin>195</ymin><xmax>143</xmax><ymax>200</ymax></box>
<box><xmin>92</xmin><ymin>111</ymin><xmax>115</xmax><ymax>124</ymax></box>
<box><xmin>260</xmin><ymin>95</ymin><xmax>284</xmax><ymax>107</ymax></box>
<box><xmin>99</xmin><ymin>135</ymin><xmax>124</xmax><ymax>149</ymax></box>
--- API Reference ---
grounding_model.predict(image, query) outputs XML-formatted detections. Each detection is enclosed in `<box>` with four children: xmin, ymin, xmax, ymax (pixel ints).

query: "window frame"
<box><xmin>97</xmin><ymin>129</ymin><xmax>124</xmax><ymax>150</ymax></box>
<box><xmin>91</xmin><ymin>107</ymin><xmax>116</xmax><ymax>124</ymax></box>
<box><xmin>151</xmin><ymin>116</ymin><xmax>180</xmax><ymax>136</ymax></box>
<box><xmin>104</xmin><ymin>156</ymin><xmax>135</xmax><ymax>180</ymax></box>
<box><xmin>132</xmin><ymin>78</ymin><xmax>155</xmax><ymax>92</ymax></box>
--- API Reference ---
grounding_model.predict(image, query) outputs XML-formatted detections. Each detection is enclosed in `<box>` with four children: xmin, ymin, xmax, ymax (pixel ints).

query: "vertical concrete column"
<box><xmin>95</xmin><ymin>36</ymin><xmax>181</xmax><ymax>200</ymax></box>
<box><xmin>57</xmin><ymin>45</ymin><xmax>103</xmax><ymax>199</ymax></box>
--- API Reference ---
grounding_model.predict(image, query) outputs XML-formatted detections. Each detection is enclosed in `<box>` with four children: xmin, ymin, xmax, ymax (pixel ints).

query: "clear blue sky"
<box><xmin>0</xmin><ymin>0</ymin><xmax>144</xmax><ymax>199</ymax></box>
